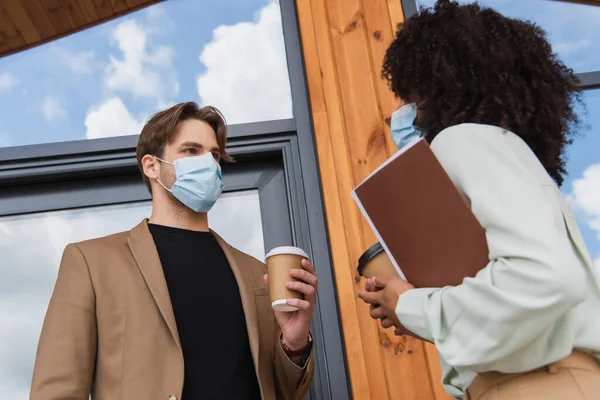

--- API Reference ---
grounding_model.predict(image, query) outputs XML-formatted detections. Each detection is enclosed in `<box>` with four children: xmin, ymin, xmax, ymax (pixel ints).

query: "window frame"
<box><xmin>0</xmin><ymin>1</ymin><xmax>350</xmax><ymax>399</ymax></box>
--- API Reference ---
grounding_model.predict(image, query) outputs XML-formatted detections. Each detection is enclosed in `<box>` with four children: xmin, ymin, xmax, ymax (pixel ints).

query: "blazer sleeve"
<box><xmin>394</xmin><ymin>125</ymin><xmax>587</xmax><ymax>373</ymax></box>
<box><xmin>274</xmin><ymin>325</ymin><xmax>315</xmax><ymax>400</ymax></box>
<box><xmin>30</xmin><ymin>243</ymin><xmax>97</xmax><ymax>400</ymax></box>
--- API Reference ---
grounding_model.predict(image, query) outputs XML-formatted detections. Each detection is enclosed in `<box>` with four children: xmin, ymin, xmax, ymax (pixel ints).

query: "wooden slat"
<box><xmin>62</xmin><ymin>0</ymin><xmax>88</xmax><ymax>29</ymax></box>
<box><xmin>109</xmin><ymin>0</ymin><xmax>128</xmax><ymax>13</ymax></box>
<box><xmin>76</xmin><ymin>0</ymin><xmax>100</xmax><ymax>24</ymax></box>
<box><xmin>91</xmin><ymin>0</ymin><xmax>115</xmax><ymax>20</ymax></box>
<box><xmin>297</xmin><ymin>0</ymin><xmax>326</xmax><ymax>113</ymax></box>
<box><xmin>3</xmin><ymin>0</ymin><xmax>41</xmax><ymax>44</ymax></box>
<box><xmin>381</xmin><ymin>335</ymin><xmax>435</xmax><ymax>400</ymax></box>
<box><xmin>19</xmin><ymin>0</ymin><xmax>56</xmax><ymax>39</ymax></box>
<box><xmin>126</xmin><ymin>0</ymin><xmax>143</xmax><ymax>7</ymax></box>
<box><xmin>387</xmin><ymin>0</ymin><xmax>405</xmax><ymax>32</ymax></box>
<box><xmin>324</xmin><ymin>0</ymin><xmax>390</xmax><ymax>192</ymax></box>
<box><xmin>39</xmin><ymin>0</ymin><xmax>74</xmax><ymax>34</ymax></box>
<box><xmin>362</xmin><ymin>0</ymin><xmax>402</xmax><ymax>160</ymax></box>
<box><xmin>0</xmin><ymin>5</ymin><xmax>26</xmax><ymax>54</ymax></box>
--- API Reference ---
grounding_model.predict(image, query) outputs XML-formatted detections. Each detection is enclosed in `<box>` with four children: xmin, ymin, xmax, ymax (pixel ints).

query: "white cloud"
<box><xmin>571</xmin><ymin>164</ymin><xmax>600</xmax><ymax>241</ymax></box>
<box><xmin>105</xmin><ymin>19</ymin><xmax>178</xmax><ymax>102</ymax></box>
<box><xmin>41</xmin><ymin>95</ymin><xmax>67</xmax><ymax>122</ymax></box>
<box><xmin>55</xmin><ymin>48</ymin><xmax>99</xmax><ymax>74</ymax></box>
<box><xmin>84</xmin><ymin>97</ymin><xmax>145</xmax><ymax>139</ymax></box>
<box><xmin>0</xmin><ymin>72</ymin><xmax>18</xmax><ymax>93</ymax></box>
<box><xmin>196</xmin><ymin>2</ymin><xmax>292</xmax><ymax>124</ymax></box>
<box><xmin>570</xmin><ymin>163</ymin><xmax>600</xmax><ymax>275</ymax></box>
<box><xmin>144</xmin><ymin>3</ymin><xmax>166</xmax><ymax>21</ymax></box>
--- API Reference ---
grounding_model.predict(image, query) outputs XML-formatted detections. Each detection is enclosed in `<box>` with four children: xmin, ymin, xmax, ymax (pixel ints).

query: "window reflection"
<box><xmin>0</xmin><ymin>190</ymin><xmax>264</xmax><ymax>398</ymax></box>
<box><xmin>416</xmin><ymin>0</ymin><xmax>600</xmax><ymax>73</ymax></box>
<box><xmin>0</xmin><ymin>0</ymin><xmax>292</xmax><ymax>148</ymax></box>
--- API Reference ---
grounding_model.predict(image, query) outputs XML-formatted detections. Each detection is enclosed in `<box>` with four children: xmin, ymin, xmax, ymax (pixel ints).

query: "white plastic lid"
<box><xmin>265</xmin><ymin>246</ymin><xmax>309</xmax><ymax>260</ymax></box>
<box><xmin>272</xmin><ymin>299</ymin><xmax>299</xmax><ymax>312</ymax></box>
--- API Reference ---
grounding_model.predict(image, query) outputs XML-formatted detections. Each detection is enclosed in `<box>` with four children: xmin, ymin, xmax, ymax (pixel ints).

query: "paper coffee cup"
<box><xmin>357</xmin><ymin>242</ymin><xmax>399</xmax><ymax>279</ymax></box>
<box><xmin>265</xmin><ymin>246</ymin><xmax>309</xmax><ymax>312</ymax></box>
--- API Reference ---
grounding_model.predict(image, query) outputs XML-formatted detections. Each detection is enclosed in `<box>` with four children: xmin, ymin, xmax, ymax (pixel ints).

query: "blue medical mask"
<box><xmin>156</xmin><ymin>152</ymin><xmax>224</xmax><ymax>213</ymax></box>
<box><xmin>390</xmin><ymin>103</ymin><xmax>423</xmax><ymax>150</ymax></box>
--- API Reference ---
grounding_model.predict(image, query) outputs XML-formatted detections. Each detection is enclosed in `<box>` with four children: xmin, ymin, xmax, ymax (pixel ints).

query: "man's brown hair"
<box><xmin>136</xmin><ymin>102</ymin><xmax>233</xmax><ymax>193</ymax></box>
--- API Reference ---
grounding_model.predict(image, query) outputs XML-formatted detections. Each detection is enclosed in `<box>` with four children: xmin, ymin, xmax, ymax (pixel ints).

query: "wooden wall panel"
<box><xmin>296</xmin><ymin>0</ymin><xmax>452</xmax><ymax>399</ymax></box>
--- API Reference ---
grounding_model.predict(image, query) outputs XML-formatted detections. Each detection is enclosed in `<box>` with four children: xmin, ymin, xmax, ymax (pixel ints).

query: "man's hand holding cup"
<box><xmin>264</xmin><ymin>246</ymin><xmax>317</xmax><ymax>363</ymax></box>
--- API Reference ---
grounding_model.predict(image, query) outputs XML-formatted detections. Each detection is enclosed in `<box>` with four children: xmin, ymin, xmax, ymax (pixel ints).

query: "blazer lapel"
<box><xmin>212</xmin><ymin>231</ymin><xmax>261</xmax><ymax>374</ymax></box>
<box><xmin>128</xmin><ymin>219</ymin><xmax>181</xmax><ymax>349</ymax></box>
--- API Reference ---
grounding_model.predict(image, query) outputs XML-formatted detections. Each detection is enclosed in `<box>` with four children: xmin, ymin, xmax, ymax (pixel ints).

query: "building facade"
<box><xmin>0</xmin><ymin>0</ymin><xmax>598</xmax><ymax>399</ymax></box>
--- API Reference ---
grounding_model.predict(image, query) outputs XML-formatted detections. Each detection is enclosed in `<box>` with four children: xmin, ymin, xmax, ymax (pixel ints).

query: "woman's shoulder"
<box><xmin>430</xmin><ymin>123</ymin><xmax>554</xmax><ymax>187</ymax></box>
<box><xmin>430</xmin><ymin>123</ymin><xmax>510</xmax><ymax>149</ymax></box>
<box><xmin>430</xmin><ymin>123</ymin><xmax>535</xmax><ymax>165</ymax></box>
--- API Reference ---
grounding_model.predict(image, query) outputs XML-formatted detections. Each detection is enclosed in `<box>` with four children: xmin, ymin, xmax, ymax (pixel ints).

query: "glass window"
<box><xmin>562</xmin><ymin>89</ymin><xmax>600</xmax><ymax>274</ymax></box>
<box><xmin>0</xmin><ymin>0</ymin><xmax>292</xmax><ymax>148</ymax></box>
<box><xmin>416</xmin><ymin>0</ymin><xmax>600</xmax><ymax>73</ymax></box>
<box><xmin>0</xmin><ymin>190</ymin><xmax>264</xmax><ymax>397</ymax></box>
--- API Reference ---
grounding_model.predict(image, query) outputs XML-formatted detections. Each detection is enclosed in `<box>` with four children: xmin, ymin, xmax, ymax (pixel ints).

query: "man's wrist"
<box><xmin>280</xmin><ymin>333</ymin><xmax>312</xmax><ymax>355</ymax></box>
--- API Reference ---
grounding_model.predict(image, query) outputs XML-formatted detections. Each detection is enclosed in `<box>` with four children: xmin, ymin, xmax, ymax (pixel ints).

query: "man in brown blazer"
<box><xmin>30</xmin><ymin>102</ymin><xmax>317</xmax><ymax>400</ymax></box>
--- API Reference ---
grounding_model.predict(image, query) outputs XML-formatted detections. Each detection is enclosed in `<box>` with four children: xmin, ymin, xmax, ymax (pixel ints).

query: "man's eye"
<box><xmin>212</xmin><ymin>152</ymin><xmax>220</xmax><ymax>161</ymax></box>
<box><xmin>184</xmin><ymin>148</ymin><xmax>197</xmax><ymax>154</ymax></box>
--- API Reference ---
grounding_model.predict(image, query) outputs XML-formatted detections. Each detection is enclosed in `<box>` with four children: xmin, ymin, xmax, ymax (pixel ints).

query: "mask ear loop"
<box><xmin>154</xmin><ymin>156</ymin><xmax>174</xmax><ymax>192</ymax></box>
<box><xmin>155</xmin><ymin>178</ymin><xmax>172</xmax><ymax>193</ymax></box>
<box><xmin>155</xmin><ymin>157</ymin><xmax>174</xmax><ymax>165</ymax></box>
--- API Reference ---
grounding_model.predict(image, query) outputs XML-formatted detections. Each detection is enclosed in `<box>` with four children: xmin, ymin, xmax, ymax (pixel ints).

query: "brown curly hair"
<box><xmin>382</xmin><ymin>0</ymin><xmax>583</xmax><ymax>186</ymax></box>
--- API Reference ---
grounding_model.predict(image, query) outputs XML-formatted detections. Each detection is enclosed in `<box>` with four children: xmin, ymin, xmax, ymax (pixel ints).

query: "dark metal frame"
<box><xmin>0</xmin><ymin>0</ymin><xmax>350</xmax><ymax>399</ymax></box>
<box><xmin>400</xmin><ymin>0</ymin><xmax>600</xmax><ymax>89</ymax></box>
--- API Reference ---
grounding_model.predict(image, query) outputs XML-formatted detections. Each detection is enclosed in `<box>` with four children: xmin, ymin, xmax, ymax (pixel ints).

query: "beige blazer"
<box><xmin>30</xmin><ymin>220</ymin><xmax>314</xmax><ymax>400</ymax></box>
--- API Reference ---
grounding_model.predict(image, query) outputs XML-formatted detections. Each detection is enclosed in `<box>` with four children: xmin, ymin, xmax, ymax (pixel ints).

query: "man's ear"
<box><xmin>141</xmin><ymin>154</ymin><xmax>160</xmax><ymax>180</ymax></box>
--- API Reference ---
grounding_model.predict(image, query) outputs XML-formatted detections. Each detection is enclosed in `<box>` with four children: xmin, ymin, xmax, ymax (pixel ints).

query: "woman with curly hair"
<box><xmin>357</xmin><ymin>1</ymin><xmax>600</xmax><ymax>399</ymax></box>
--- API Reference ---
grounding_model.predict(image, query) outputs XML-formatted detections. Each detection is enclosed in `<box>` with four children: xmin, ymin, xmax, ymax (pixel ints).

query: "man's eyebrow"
<box><xmin>179</xmin><ymin>141</ymin><xmax>220</xmax><ymax>152</ymax></box>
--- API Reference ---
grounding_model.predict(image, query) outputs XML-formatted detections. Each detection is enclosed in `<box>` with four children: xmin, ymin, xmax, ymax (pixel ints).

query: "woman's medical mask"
<box><xmin>156</xmin><ymin>152</ymin><xmax>224</xmax><ymax>213</ymax></box>
<box><xmin>390</xmin><ymin>103</ymin><xmax>423</xmax><ymax>150</ymax></box>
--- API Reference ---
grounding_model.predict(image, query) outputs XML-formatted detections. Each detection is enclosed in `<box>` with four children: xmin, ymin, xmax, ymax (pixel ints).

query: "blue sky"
<box><xmin>0</xmin><ymin>0</ymin><xmax>292</xmax><ymax>146</ymax></box>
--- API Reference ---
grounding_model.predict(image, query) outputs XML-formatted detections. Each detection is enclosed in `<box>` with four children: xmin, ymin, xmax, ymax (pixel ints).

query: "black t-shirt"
<box><xmin>148</xmin><ymin>223</ymin><xmax>261</xmax><ymax>400</ymax></box>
